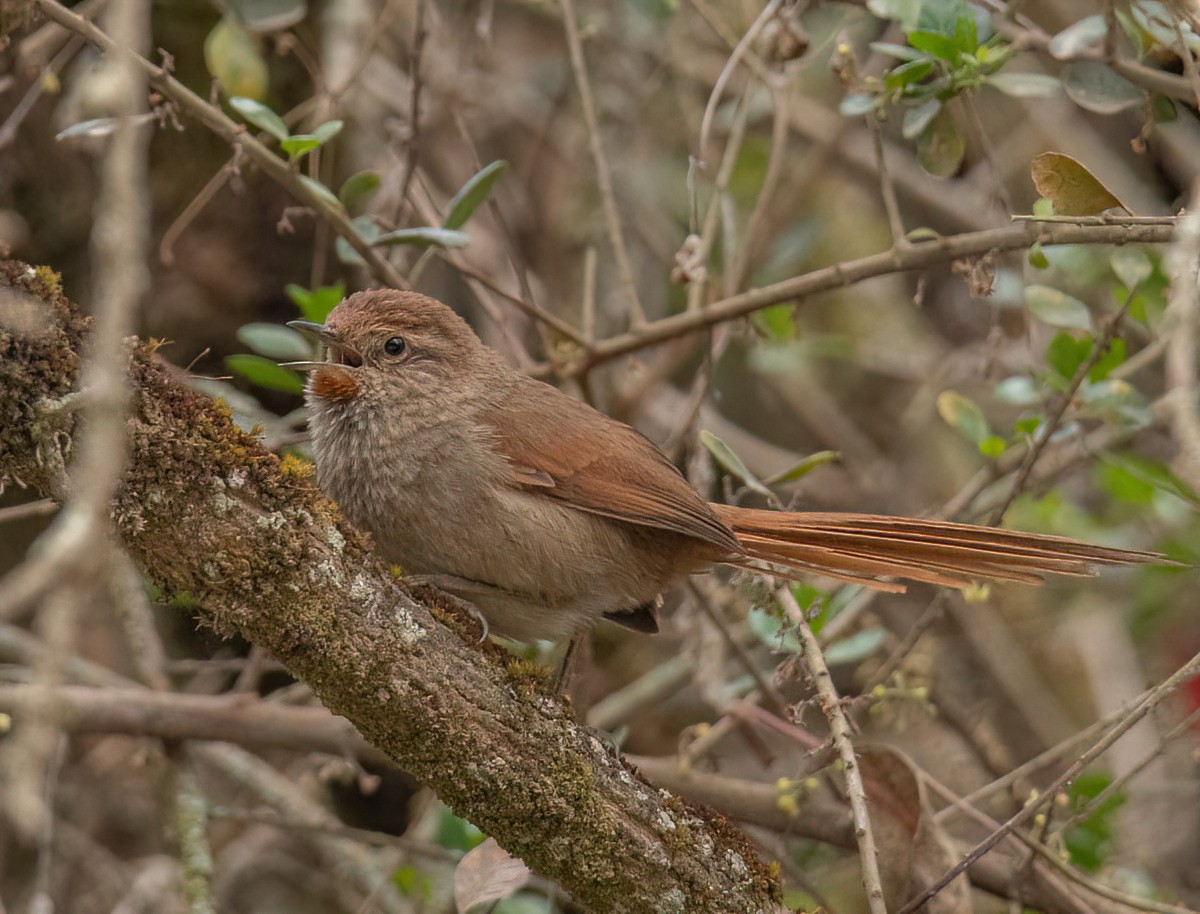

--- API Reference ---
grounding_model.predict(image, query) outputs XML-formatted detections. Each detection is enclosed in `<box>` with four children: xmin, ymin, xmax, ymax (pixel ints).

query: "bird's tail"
<box><xmin>710</xmin><ymin>505</ymin><xmax>1166</xmax><ymax>592</ymax></box>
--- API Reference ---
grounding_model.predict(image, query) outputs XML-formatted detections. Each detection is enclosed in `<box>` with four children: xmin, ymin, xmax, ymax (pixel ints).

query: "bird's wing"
<box><xmin>478</xmin><ymin>378</ymin><xmax>740</xmax><ymax>554</ymax></box>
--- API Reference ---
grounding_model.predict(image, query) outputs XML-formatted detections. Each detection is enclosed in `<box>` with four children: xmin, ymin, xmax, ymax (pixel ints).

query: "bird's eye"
<box><xmin>383</xmin><ymin>336</ymin><xmax>406</xmax><ymax>357</ymax></box>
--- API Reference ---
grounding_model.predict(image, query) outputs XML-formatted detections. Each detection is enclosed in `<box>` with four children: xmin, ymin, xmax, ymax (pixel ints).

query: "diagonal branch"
<box><xmin>0</xmin><ymin>261</ymin><xmax>783</xmax><ymax>914</ymax></box>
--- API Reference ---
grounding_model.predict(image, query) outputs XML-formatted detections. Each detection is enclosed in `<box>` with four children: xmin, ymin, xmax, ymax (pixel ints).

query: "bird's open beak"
<box><xmin>284</xmin><ymin>320</ymin><xmax>363</xmax><ymax>369</ymax></box>
<box><xmin>286</xmin><ymin>320</ymin><xmax>339</xmax><ymax>345</ymax></box>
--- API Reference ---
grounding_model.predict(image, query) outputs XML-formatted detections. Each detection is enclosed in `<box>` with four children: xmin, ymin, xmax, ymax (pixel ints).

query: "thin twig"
<box><xmin>779</xmin><ymin>587</ymin><xmax>889</xmax><ymax>914</ymax></box>
<box><xmin>896</xmin><ymin>647</ymin><xmax>1200</xmax><ymax>914</ymax></box>
<box><xmin>559</xmin><ymin>0</ymin><xmax>646</xmax><ymax>325</ymax></box>
<box><xmin>696</xmin><ymin>0</ymin><xmax>783</xmax><ymax>167</ymax></box>
<box><xmin>989</xmin><ymin>287</ymin><xmax>1136</xmax><ymax>524</ymax></box>
<box><xmin>576</xmin><ymin>222</ymin><xmax>1176</xmax><ymax>370</ymax></box>
<box><xmin>394</xmin><ymin>0</ymin><xmax>426</xmax><ymax>214</ymax></box>
<box><xmin>33</xmin><ymin>0</ymin><xmax>410</xmax><ymax>290</ymax></box>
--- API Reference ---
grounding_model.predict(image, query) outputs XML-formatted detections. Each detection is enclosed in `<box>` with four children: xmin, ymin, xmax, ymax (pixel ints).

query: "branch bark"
<box><xmin>0</xmin><ymin>261</ymin><xmax>783</xmax><ymax>914</ymax></box>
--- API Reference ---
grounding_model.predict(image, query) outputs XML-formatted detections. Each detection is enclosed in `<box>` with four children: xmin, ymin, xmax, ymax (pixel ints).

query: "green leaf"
<box><xmin>1101</xmin><ymin>453</ymin><xmax>1200</xmax><ymax>508</ymax></box>
<box><xmin>754</xmin><ymin>303</ymin><xmax>797</xmax><ymax>340</ymax></box>
<box><xmin>1048</xmin><ymin>15</ymin><xmax>1107</xmax><ymax>59</ymax></box>
<box><xmin>206</xmin><ymin>18</ymin><xmax>269</xmax><ymax>101</ymax></box>
<box><xmin>391</xmin><ymin>865</ymin><xmax>431</xmax><ymax>899</ymax></box>
<box><xmin>699</xmin><ymin>430</ymin><xmax>772</xmax><ymax>497</ymax></box>
<box><xmin>824</xmin><ymin>629</ymin><xmax>887</xmax><ymax>665</ymax></box>
<box><xmin>1032</xmin><ymin>197</ymin><xmax>1056</xmax><ymax>217</ymax></box>
<box><xmin>285</xmin><ymin>282</ymin><xmax>344</xmax><ymax>322</ymax></box>
<box><xmin>764</xmin><ymin>450</ymin><xmax>841</xmax><ymax>486</ymax></box>
<box><xmin>1151</xmin><ymin>93</ymin><xmax>1178</xmax><ymax>123</ymax></box>
<box><xmin>917</xmin><ymin>107</ymin><xmax>964</xmax><ymax>178</ymax></box>
<box><xmin>280</xmin><ymin>121</ymin><xmax>343</xmax><ymax>159</ymax></box>
<box><xmin>1089</xmin><ymin>336</ymin><xmax>1126</xmax><ymax>381</ymax></box>
<box><xmin>229</xmin><ymin>95</ymin><xmax>287</xmax><ymax>141</ymax></box>
<box><xmin>225</xmin><ymin>354</ymin><xmax>304</xmax><ymax>394</ymax></box>
<box><xmin>995</xmin><ymin>375</ymin><xmax>1041</xmax><ymax>405</ymax></box>
<box><xmin>236</xmin><ymin>322</ymin><xmax>313</xmax><ymax>360</ymax></box>
<box><xmin>988</xmin><ymin>72</ymin><xmax>1061</xmax><ymax>97</ymax></box>
<box><xmin>1110</xmin><ymin>248</ymin><xmax>1152</xmax><ymax>290</ymax></box>
<box><xmin>902</xmin><ymin>97</ymin><xmax>941</xmax><ymax>140</ymax></box>
<box><xmin>867</xmin><ymin>0</ymin><xmax>922</xmax><ymax>29</ymax></box>
<box><xmin>978</xmin><ymin>434</ymin><xmax>1007</xmax><ymax>458</ymax></box>
<box><xmin>1030</xmin><ymin>152</ymin><xmax>1125</xmax><ymax>216</ymax></box>
<box><xmin>228</xmin><ymin>0</ymin><xmax>308</xmax><ymax>32</ymax></box>
<box><xmin>1061</xmin><ymin>60</ymin><xmax>1145</xmax><ymax>115</ymax></box>
<box><xmin>885</xmin><ymin>58</ymin><xmax>935</xmax><ymax>91</ymax></box>
<box><xmin>374</xmin><ymin>227</ymin><xmax>470</xmax><ymax>248</ymax></box>
<box><xmin>1025</xmin><ymin>284</ymin><xmax>1092</xmax><ymax>329</ymax></box>
<box><xmin>907</xmin><ymin>29</ymin><xmax>959</xmax><ymax>61</ymax></box>
<box><xmin>338</xmin><ymin>171</ymin><xmax>381</xmax><ymax>211</ymax></box>
<box><xmin>436</xmin><ymin>810</ymin><xmax>485</xmax><ymax>851</ymax></box>
<box><xmin>335</xmin><ymin>216</ymin><xmax>381</xmax><ymax>266</ymax></box>
<box><xmin>839</xmin><ymin>93</ymin><xmax>877</xmax><ymax>117</ymax></box>
<box><xmin>1046</xmin><ymin>332</ymin><xmax>1091</xmax><ymax>380</ymax></box>
<box><xmin>280</xmin><ymin>135</ymin><xmax>321</xmax><ymax>159</ymax></box>
<box><xmin>443</xmin><ymin>160</ymin><xmax>508</xmax><ymax>230</ymax></box>
<box><xmin>936</xmin><ymin>390</ymin><xmax>990</xmax><ymax>444</ymax></box>
<box><xmin>1028</xmin><ymin>241</ymin><xmax>1050</xmax><ymax>269</ymax></box>
<box><xmin>311</xmin><ymin>119</ymin><xmax>344</xmax><ymax>144</ymax></box>
<box><xmin>297</xmin><ymin>175</ymin><xmax>342</xmax><ymax>209</ymax></box>
<box><xmin>869</xmin><ymin>41</ymin><xmax>925</xmax><ymax>61</ymax></box>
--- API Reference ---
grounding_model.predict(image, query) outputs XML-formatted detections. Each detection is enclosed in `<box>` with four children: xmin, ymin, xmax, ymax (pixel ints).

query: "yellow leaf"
<box><xmin>204</xmin><ymin>16</ymin><xmax>269</xmax><ymax>101</ymax></box>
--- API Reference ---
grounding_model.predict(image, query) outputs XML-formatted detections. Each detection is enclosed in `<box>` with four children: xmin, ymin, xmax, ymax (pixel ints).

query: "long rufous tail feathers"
<box><xmin>710</xmin><ymin>505</ymin><xmax>1167</xmax><ymax>592</ymax></box>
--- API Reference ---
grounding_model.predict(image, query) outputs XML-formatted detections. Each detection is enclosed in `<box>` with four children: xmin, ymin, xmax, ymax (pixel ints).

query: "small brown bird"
<box><xmin>290</xmin><ymin>290</ymin><xmax>1161</xmax><ymax>642</ymax></box>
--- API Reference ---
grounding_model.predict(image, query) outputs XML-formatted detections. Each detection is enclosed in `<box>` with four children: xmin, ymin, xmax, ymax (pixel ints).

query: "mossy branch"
<box><xmin>0</xmin><ymin>261</ymin><xmax>783</xmax><ymax>914</ymax></box>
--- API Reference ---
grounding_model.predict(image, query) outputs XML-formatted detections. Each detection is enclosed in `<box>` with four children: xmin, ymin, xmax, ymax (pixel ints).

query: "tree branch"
<box><xmin>0</xmin><ymin>261</ymin><xmax>783</xmax><ymax>914</ymax></box>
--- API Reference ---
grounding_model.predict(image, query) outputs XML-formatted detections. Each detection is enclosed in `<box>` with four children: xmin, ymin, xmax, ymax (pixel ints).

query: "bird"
<box><xmin>287</xmin><ymin>290</ymin><xmax>1164</xmax><ymax>643</ymax></box>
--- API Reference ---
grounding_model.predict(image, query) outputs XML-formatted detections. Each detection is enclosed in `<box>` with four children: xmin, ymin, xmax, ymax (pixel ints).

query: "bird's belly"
<box><xmin>373</xmin><ymin>482</ymin><xmax>681</xmax><ymax>640</ymax></box>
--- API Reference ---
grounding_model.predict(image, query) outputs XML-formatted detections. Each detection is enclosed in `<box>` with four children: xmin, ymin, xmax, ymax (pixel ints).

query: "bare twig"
<box><xmin>779</xmin><ymin>587</ymin><xmax>889</xmax><ymax>914</ymax></box>
<box><xmin>989</xmin><ymin>287</ymin><xmax>1136</xmax><ymax>524</ymax></box>
<box><xmin>33</xmin><ymin>0</ymin><xmax>410</xmax><ymax>290</ymax></box>
<box><xmin>897</xmin><ymin>647</ymin><xmax>1200</xmax><ymax>914</ymax></box>
<box><xmin>576</xmin><ymin>222</ymin><xmax>1176</xmax><ymax>370</ymax></box>
<box><xmin>559</xmin><ymin>0</ymin><xmax>646</xmax><ymax>325</ymax></box>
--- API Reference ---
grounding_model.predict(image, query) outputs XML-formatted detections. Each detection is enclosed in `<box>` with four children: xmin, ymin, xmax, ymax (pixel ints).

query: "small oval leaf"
<box><xmin>225</xmin><ymin>354</ymin><xmax>304</xmax><ymax>394</ymax></box>
<box><xmin>1024</xmin><ymin>284</ymin><xmax>1092</xmax><ymax>329</ymax></box>
<box><xmin>230</xmin><ymin>95</ymin><xmax>288</xmax><ymax>141</ymax></box>
<box><xmin>1061</xmin><ymin>60</ymin><xmax>1144</xmax><ymax>114</ymax></box>
<box><xmin>917</xmin><ymin>107</ymin><xmax>964</xmax><ymax>178</ymax></box>
<box><xmin>236</xmin><ymin>323</ymin><xmax>313</xmax><ymax>360</ymax></box>
<box><xmin>338</xmin><ymin>171</ymin><xmax>382</xmax><ymax>212</ymax></box>
<box><xmin>700</xmin><ymin>430</ymin><xmax>772</xmax><ymax>498</ymax></box>
<box><xmin>1110</xmin><ymin>248</ymin><xmax>1153</xmax><ymax>290</ymax></box>
<box><xmin>298</xmin><ymin>175</ymin><xmax>342</xmax><ymax>209</ymax></box>
<box><xmin>988</xmin><ymin>72</ymin><xmax>1061</xmax><ymax>98</ymax></box>
<box><xmin>936</xmin><ymin>390</ymin><xmax>990</xmax><ymax>444</ymax></box>
<box><xmin>1048</xmin><ymin>15</ymin><xmax>1107</xmax><ymax>59</ymax></box>
<box><xmin>373</xmin><ymin>227</ymin><xmax>470</xmax><ymax>248</ymax></box>
<box><xmin>443</xmin><ymin>160</ymin><xmax>508</xmax><ymax>230</ymax></box>
<box><xmin>206</xmin><ymin>18</ymin><xmax>269</xmax><ymax>101</ymax></box>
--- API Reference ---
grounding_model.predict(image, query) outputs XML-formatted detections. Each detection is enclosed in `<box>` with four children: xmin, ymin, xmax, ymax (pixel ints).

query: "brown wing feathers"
<box><xmin>483</xmin><ymin>379</ymin><xmax>1161</xmax><ymax>592</ymax></box>
<box><xmin>714</xmin><ymin>505</ymin><xmax>1161</xmax><ymax>591</ymax></box>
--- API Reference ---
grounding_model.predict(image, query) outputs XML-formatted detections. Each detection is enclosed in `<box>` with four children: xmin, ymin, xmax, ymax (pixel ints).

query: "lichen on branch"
<box><xmin>0</xmin><ymin>260</ymin><xmax>783</xmax><ymax>914</ymax></box>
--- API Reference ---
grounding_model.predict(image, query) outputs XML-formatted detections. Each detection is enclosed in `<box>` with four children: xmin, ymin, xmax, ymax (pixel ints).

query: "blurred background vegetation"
<box><xmin>1</xmin><ymin>0</ymin><xmax>1199</xmax><ymax>912</ymax></box>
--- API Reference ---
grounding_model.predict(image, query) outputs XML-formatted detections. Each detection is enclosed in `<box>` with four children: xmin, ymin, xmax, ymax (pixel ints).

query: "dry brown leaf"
<box><xmin>1030</xmin><ymin>152</ymin><xmax>1128</xmax><ymax>216</ymax></box>
<box><xmin>454</xmin><ymin>837</ymin><xmax>532</xmax><ymax>913</ymax></box>
<box><xmin>860</xmin><ymin>747</ymin><xmax>972</xmax><ymax>914</ymax></box>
